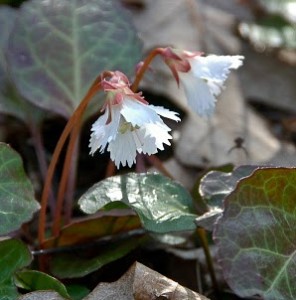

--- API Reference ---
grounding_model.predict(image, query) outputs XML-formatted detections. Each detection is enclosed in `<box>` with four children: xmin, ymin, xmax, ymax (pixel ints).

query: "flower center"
<box><xmin>119</xmin><ymin>122</ymin><xmax>140</xmax><ymax>134</ymax></box>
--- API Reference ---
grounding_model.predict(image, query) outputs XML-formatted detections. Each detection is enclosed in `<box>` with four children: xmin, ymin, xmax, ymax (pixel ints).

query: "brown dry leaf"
<box><xmin>18</xmin><ymin>291</ymin><xmax>66</xmax><ymax>300</ymax></box>
<box><xmin>85</xmin><ymin>261</ymin><xmax>209</xmax><ymax>300</ymax></box>
<box><xmin>129</xmin><ymin>0</ymin><xmax>296</xmax><ymax>167</ymax></box>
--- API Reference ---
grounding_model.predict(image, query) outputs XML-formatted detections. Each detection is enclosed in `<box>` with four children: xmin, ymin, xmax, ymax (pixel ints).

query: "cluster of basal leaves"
<box><xmin>238</xmin><ymin>0</ymin><xmax>296</xmax><ymax>52</ymax></box>
<box><xmin>0</xmin><ymin>0</ymin><xmax>296</xmax><ymax>300</ymax></box>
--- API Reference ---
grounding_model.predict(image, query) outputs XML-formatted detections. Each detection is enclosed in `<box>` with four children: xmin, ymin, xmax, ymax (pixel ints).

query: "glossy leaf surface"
<box><xmin>51</xmin><ymin>236</ymin><xmax>145</xmax><ymax>278</ymax></box>
<box><xmin>0</xmin><ymin>239</ymin><xmax>32</xmax><ymax>299</ymax></box>
<box><xmin>79</xmin><ymin>173</ymin><xmax>197</xmax><ymax>233</ymax></box>
<box><xmin>195</xmin><ymin>165</ymin><xmax>257</xmax><ymax>230</ymax></box>
<box><xmin>15</xmin><ymin>270</ymin><xmax>70</xmax><ymax>299</ymax></box>
<box><xmin>7</xmin><ymin>0</ymin><xmax>142</xmax><ymax>118</ymax></box>
<box><xmin>43</xmin><ymin>212</ymin><xmax>141</xmax><ymax>248</ymax></box>
<box><xmin>214</xmin><ymin>167</ymin><xmax>296</xmax><ymax>299</ymax></box>
<box><xmin>0</xmin><ymin>143</ymin><xmax>40</xmax><ymax>235</ymax></box>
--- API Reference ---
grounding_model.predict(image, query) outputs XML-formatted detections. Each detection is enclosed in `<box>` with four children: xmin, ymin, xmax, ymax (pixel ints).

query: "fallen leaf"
<box><xmin>85</xmin><ymin>261</ymin><xmax>209</xmax><ymax>300</ymax></box>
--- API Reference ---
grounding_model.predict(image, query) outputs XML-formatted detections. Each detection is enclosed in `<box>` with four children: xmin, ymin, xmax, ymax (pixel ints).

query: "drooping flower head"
<box><xmin>160</xmin><ymin>47</ymin><xmax>244</xmax><ymax>117</ymax></box>
<box><xmin>89</xmin><ymin>71</ymin><xmax>180</xmax><ymax>168</ymax></box>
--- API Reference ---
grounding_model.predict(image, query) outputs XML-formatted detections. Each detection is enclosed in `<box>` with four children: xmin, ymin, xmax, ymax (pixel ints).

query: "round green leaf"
<box><xmin>0</xmin><ymin>6</ymin><xmax>47</xmax><ymax>123</ymax></box>
<box><xmin>7</xmin><ymin>0</ymin><xmax>142</xmax><ymax>118</ymax></box>
<box><xmin>214</xmin><ymin>167</ymin><xmax>296</xmax><ymax>299</ymax></box>
<box><xmin>0</xmin><ymin>239</ymin><xmax>32</xmax><ymax>299</ymax></box>
<box><xmin>196</xmin><ymin>165</ymin><xmax>257</xmax><ymax>230</ymax></box>
<box><xmin>0</xmin><ymin>143</ymin><xmax>40</xmax><ymax>235</ymax></box>
<box><xmin>78</xmin><ymin>173</ymin><xmax>197</xmax><ymax>233</ymax></box>
<box><xmin>15</xmin><ymin>270</ymin><xmax>70</xmax><ymax>299</ymax></box>
<box><xmin>51</xmin><ymin>237</ymin><xmax>145</xmax><ymax>279</ymax></box>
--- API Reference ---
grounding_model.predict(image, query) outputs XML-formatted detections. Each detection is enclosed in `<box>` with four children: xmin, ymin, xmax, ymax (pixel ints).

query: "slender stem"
<box><xmin>196</xmin><ymin>228</ymin><xmax>219</xmax><ymax>292</ymax></box>
<box><xmin>52</xmin><ymin>119</ymin><xmax>81</xmax><ymax>236</ymax></box>
<box><xmin>64</xmin><ymin>132</ymin><xmax>80</xmax><ymax>225</ymax></box>
<box><xmin>136</xmin><ymin>154</ymin><xmax>146</xmax><ymax>173</ymax></box>
<box><xmin>131</xmin><ymin>48</ymin><xmax>162</xmax><ymax>92</ymax></box>
<box><xmin>38</xmin><ymin>78</ymin><xmax>101</xmax><ymax>247</ymax></box>
<box><xmin>105</xmin><ymin>160</ymin><xmax>116</xmax><ymax>178</ymax></box>
<box><xmin>145</xmin><ymin>155</ymin><xmax>174</xmax><ymax>179</ymax></box>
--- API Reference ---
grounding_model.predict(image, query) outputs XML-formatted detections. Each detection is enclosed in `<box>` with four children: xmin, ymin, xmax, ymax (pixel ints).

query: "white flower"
<box><xmin>89</xmin><ymin>72</ymin><xmax>180</xmax><ymax>168</ymax></box>
<box><xmin>179</xmin><ymin>55</ymin><xmax>244</xmax><ymax>117</ymax></box>
<box><xmin>160</xmin><ymin>48</ymin><xmax>244</xmax><ymax>117</ymax></box>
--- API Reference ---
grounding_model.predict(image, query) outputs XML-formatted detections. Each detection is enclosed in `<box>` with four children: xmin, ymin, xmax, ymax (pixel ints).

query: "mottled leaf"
<box><xmin>214</xmin><ymin>167</ymin><xmax>296</xmax><ymax>299</ymax></box>
<box><xmin>15</xmin><ymin>270</ymin><xmax>70</xmax><ymax>299</ymax></box>
<box><xmin>0</xmin><ymin>143</ymin><xmax>40</xmax><ymax>235</ymax></box>
<box><xmin>7</xmin><ymin>0</ymin><xmax>142</xmax><ymax>118</ymax></box>
<box><xmin>79</xmin><ymin>173</ymin><xmax>197</xmax><ymax>233</ymax></box>
<box><xmin>43</xmin><ymin>211</ymin><xmax>141</xmax><ymax>248</ymax></box>
<box><xmin>195</xmin><ymin>165</ymin><xmax>257</xmax><ymax>230</ymax></box>
<box><xmin>85</xmin><ymin>261</ymin><xmax>209</xmax><ymax>300</ymax></box>
<box><xmin>0</xmin><ymin>239</ymin><xmax>32</xmax><ymax>300</ymax></box>
<box><xmin>51</xmin><ymin>236</ymin><xmax>145</xmax><ymax>278</ymax></box>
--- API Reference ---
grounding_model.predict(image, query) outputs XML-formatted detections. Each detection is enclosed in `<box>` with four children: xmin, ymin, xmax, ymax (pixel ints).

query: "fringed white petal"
<box><xmin>107</xmin><ymin>131</ymin><xmax>138</xmax><ymax>168</ymax></box>
<box><xmin>89</xmin><ymin>105</ymin><xmax>121</xmax><ymax>155</ymax></box>
<box><xmin>190</xmin><ymin>55</ymin><xmax>244</xmax><ymax>82</ymax></box>
<box><xmin>149</xmin><ymin>105</ymin><xmax>181</xmax><ymax>122</ymax></box>
<box><xmin>120</xmin><ymin>97</ymin><xmax>161</xmax><ymax>126</ymax></box>
<box><xmin>89</xmin><ymin>96</ymin><xmax>179</xmax><ymax>168</ymax></box>
<box><xmin>180</xmin><ymin>72</ymin><xmax>216</xmax><ymax>117</ymax></box>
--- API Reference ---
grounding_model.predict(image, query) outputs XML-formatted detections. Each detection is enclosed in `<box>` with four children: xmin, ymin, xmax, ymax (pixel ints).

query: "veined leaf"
<box><xmin>214</xmin><ymin>167</ymin><xmax>296</xmax><ymax>299</ymax></box>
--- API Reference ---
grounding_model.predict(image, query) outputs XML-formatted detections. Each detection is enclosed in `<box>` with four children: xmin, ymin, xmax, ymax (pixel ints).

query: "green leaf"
<box><xmin>43</xmin><ymin>212</ymin><xmax>141</xmax><ymax>248</ymax></box>
<box><xmin>7</xmin><ymin>0</ymin><xmax>142</xmax><ymax>119</ymax></box>
<box><xmin>0</xmin><ymin>6</ymin><xmax>16</xmax><ymax>68</ymax></box>
<box><xmin>51</xmin><ymin>236</ymin><xmax>145</xmax><ymax>279</ymax></box>
<box><xmin>66</xmin><ymin>285</ymin><xmax>89</xmax><ymax>300</ymax></box>
<box><xmin>0</xmin><ymin>6</ymin><xmax>46</xmax><ymax>124</ymax></box>
<box><xmin>15</xmin><ymin>270</ymin><xmax>70</xmax><ymax>299</ymax></box>
<box><xmin>213</xmin><ymin>167</ymin><xmax>296</xmax><ymax>299</ymax></box>
<box><xmin>0</xmin><ymin>239</ymin><xmax>32</xmax><ymax>299</ymax></box>
<box><xmin>195</xmin><ymin>165</ymin><xmax>257</xmax><ymax>230</ymax></box>
<box><xmin>0</xmin><ymin>143</ymin><xmax>40</xmax><ymax>235</ymax></box>
<box><xmin>79</xmin><ymin>173</ymin><xmax>197</xmax><ymax>233</ymax></box>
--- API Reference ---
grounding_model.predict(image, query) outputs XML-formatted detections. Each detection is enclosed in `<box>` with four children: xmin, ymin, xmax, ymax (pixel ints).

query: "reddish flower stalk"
<box><xmin>38</xmin><ymin>74</ymin><xmax>104</xmax><ymax>247</ymax></box>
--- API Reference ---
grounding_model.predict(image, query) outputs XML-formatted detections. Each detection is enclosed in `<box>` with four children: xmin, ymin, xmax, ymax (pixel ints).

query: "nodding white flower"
<box><xmin>161</xmin><ymin>48</ymin><xmax>244</xmax><ymax>117</ymax></box>
<box><xmin>89</xmin><ymin>71</ymin><xmax>180</xmax><ymax>168</ymax></box>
